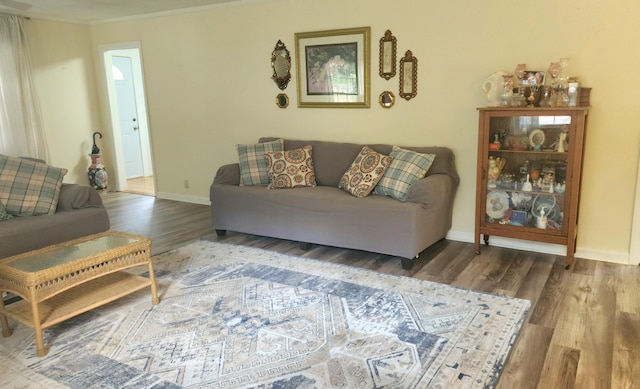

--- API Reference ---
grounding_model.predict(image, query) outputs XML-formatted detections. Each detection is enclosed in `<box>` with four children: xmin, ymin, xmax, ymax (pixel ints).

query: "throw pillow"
<box><xmin>0</xmin><ymin>201</ymin><xmax>12</xmax><ymax>221</ymax></box>
<box><xmin>373</xmin><ymin>146</ymin><xmax>436</xmax><ymax>202</ymax></box>
<box><xmin>339</xmin><ymin>146</ymin><xmax>392</xmax><ymax>198</ymax></box>
<box><xmin>264</xmin><ymin>145</ymin><xmax>317</xmax><ymax>189</ymax></box>
<box><xmin>237</xmin><ymin>139</ymin><xmax>284</xmax><ymax>186</ymax></box>
<box><xmin>0</xmin><ymin>154</ymin><xmax>67</xmax><ymax>216</ymax></box>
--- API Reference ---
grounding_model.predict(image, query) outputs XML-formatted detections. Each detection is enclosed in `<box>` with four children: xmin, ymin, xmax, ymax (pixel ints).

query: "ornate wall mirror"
<box><xmin>379</xmin><ymin>91</ymin><xmax>395</xmax><ymax>108</ymax></box>
<box><xmin>271</xmin><ymin>40</ymin><xmax>291</xmax><ymax>90</ymax></box>
<box><xmin>379</xmin><ymin>30</ymin><xmax>397</xmax><ymax>80</ymax></box>
<box><xmin>399</xmin><ymin>50</ymin><xmax>418</xmax><ymax>100</ymax></box>
<box><xmin>275</xmin><ymin>93</ymin><xmax>289</xmax><ymax>108</ymax></box>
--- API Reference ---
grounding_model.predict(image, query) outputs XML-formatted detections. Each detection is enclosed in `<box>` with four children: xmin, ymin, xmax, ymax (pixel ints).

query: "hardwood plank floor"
<box><xmin>102</xmin><ymin>191</ymin><xmax>640</xmax><ymax>389</ymax></box>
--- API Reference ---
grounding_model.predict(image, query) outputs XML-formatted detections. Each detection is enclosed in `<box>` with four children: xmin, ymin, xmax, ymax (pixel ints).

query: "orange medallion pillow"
<box><xmin>264</xmin><ymin>145</ymin><xmax>317</xmax><ymax>189</ymax></box>
<box><xmin>338</xmin><ymin>146</ymin><xmax>393</xmax><ymax>197</ymax></box>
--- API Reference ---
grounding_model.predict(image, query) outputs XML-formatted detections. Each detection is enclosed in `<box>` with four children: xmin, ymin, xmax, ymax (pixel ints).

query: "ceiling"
<box><xmin>0</xmin><ymin>0</ymin><xmax>247</xmax><ymax>23</ymax></box>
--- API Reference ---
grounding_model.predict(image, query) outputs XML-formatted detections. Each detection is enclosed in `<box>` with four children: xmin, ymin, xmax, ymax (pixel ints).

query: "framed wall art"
<box><xmin>295</xmin><ymin>26</ymin><xmax>370</xmax><ymax>108</ymax></box>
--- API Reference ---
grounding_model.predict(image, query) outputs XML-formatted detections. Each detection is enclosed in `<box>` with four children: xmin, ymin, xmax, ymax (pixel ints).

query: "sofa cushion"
<box><xmin>265</xmin><ymin>145</ymin><xmax>317</xmax><ymax>189</ymax></box>
<box><xmin>339</xmin><ymin>146</ymin><xmax>392</xmax><ymax>198</ymax></box>
<box><xmin>0</xmin><ymin>201</ymin><xmax>12</xmax><ymax>221</ymax></box>
<box><xmin>373</xmin><ymin>146</ymin><xmax>436</xmax><ymax>202</ymax></box>
<box><xmin>237</xmin><ymin>139</ymin><xmax>284</xmax><ymax>186</ymax></box>
<box><xmin>0</xmin><ymin>154</ymin><xmax>67</xmax><ymax>216</ymax></box>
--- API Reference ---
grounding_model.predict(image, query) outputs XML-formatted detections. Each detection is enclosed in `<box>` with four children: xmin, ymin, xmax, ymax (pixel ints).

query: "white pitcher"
<box><xmin>482</xmin><ymin>71</ymin><xmax>508</xmax><ymax>107</ymax></box>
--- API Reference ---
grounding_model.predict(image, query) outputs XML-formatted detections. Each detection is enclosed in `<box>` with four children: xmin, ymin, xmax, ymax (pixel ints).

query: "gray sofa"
<box><xmin>0</xmin><ymin>183</ymin><xmax>110</xmax><ymax>259</ymax></box>
<box><xmin>210</xmin><ymin>138</ymin><xmax>459</xmax><ymax>270</ymax></box>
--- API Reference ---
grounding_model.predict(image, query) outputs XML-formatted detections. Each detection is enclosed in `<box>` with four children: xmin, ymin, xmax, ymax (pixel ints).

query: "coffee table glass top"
<box><xmin>3</xmin><ymin>235</ymin><xmax>138</xmax><ymax>273</ymax></box>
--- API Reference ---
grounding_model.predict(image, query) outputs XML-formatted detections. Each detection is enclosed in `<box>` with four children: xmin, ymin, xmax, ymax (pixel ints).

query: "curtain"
<box><xmin>0</xmin><ymin>14</ymin><xmax>49</xmax><ymax>160</ymax></box>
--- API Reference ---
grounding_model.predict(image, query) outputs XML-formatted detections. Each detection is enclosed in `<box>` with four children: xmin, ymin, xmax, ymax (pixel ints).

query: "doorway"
<box><xmin>99</xmin><ymin>42</ymin><xmax>155</xmax><ymax>196</ymax></box>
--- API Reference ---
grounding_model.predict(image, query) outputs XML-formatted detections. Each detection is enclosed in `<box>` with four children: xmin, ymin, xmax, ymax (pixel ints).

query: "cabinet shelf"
<box><xmin>475</xmin><ymin>106</ymin><xmax>589</xmax><ymax>268</ymax></box>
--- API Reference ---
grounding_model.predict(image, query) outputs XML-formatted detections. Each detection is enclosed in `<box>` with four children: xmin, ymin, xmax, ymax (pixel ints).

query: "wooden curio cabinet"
<box><xmin>474</xmin><ymin>106</ymin><xmax>589</xmax><ymax>268</ymax></box>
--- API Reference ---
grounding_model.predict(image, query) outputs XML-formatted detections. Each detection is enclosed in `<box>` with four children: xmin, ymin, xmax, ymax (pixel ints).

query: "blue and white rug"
<box><xmin>0</xmin><ymin>241</ymin><xmax>530</xmax><ymax>388</ymax></box>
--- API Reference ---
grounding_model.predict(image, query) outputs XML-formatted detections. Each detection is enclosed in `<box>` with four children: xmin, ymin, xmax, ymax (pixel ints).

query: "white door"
<box><xmin>113</xmin><ymin>56</ymin><xmax>144</xmax><ymax>179</ymax></box>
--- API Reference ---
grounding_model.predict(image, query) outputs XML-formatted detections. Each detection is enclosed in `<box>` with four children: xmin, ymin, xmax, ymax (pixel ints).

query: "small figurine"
<box><xmin>522</xmin><ymin>174</ymin><xmax>533</xmax><ymax>191</ymax></box>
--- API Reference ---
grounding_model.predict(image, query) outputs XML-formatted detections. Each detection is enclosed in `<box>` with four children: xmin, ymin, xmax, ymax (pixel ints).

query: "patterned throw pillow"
<box><xmin>339</xmin><ymin>146</ymin><xmax>392</xmax><ymax>198</ymax></box>
<box><xmin>373</xmin><ymin>146</ymin><xmax>436</xmax><ymax>202</ymax></box>
<box><xmin>237</xmin><ymin>139</ymin><xmax>284</xmax><ymax>186</ymax></box>
<box><xmin>0</xmin><ymin>201</ymin><xmax>13</xmax><ymax>221</ymax></box>
<box><xmin>264</xmin><ymin>145</ymin><xmax>317</xmax><ymax>189</ymax></box>
<box><xmin>0</xmin><ymin>154</ymin><xmax>67</xmax><ymax>216</ymax></box>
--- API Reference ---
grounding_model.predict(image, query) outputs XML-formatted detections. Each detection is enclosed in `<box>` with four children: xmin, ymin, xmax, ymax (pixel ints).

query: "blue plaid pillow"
<box><xmin>236</xmin><ymin>139</ymin><xmax>284</xmax><ymax>186</ymax></box>
<box><xmin>0</xmin><ymin>154</ymin><xmax>67</xmax><ymax>216</ymax></box>
<box><xmin>0</xmin><ymin>201</ymin><xmax>12</xmax><ymax>221</ymax></box>
<box><xmin>373</xmin><ymin>146</ymin><xmax>436</xmax><ymax>202</ymax></box>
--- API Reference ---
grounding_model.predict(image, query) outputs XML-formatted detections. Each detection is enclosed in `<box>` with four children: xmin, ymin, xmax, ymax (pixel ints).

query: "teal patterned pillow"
<box><xmin>373</xmin><ymin>146</ymin><xmax>436</xmax><ymax>202</ymax></box>
<box><xmin>0</xmin><ymin>154</ymin><xmax>67</xmax><ymax>216</ymax></box>
<box><xmin>236</xmin><ymin>139</ymin><xmax>284</xmax><ymax>186</ymax></box>
<box><xmin>0</xmin><ymin>201</ymin><xmax>12</xmax><ymax>221</ymax></box>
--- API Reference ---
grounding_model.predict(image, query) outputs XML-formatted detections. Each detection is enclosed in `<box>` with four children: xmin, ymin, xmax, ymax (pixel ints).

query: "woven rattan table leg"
<box><xmin>0</xmin><ymin>297</ymin><xmax>12</xmax><ymax>337</ymax></box>
<box><xmin>29</xmin><ymin>290</ymin><xmax>48</xmax><ymax>357</ymax></box>
<box><xmin>148</xmin><ymin>261</ymin><xmax>160</xmax><ymax>305</ymax></box>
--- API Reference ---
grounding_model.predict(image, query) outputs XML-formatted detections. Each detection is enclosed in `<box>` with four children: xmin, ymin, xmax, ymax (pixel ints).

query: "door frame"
<box><xmin>98</xmin><ymin>41</ymin><xmax>154</xmax><ymax>192</ymax></box>
<box><xmin>631</xmin><ymin>144</ymin><xmax>640</xmax><ymax>265</ymax></box>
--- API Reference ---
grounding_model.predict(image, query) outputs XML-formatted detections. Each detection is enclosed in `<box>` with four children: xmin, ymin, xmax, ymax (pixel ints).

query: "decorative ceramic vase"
<box><xmin>88</xmin><ymin>153</ymin><xmax>108</xmax><ymax>190</ymax></box>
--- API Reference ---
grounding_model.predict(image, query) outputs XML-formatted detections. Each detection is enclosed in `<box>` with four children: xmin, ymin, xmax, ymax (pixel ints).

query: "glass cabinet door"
<box><xmin>483</xmin><ymin>113</ymin><xmax>572</xmax><ymax>234</ymax></box>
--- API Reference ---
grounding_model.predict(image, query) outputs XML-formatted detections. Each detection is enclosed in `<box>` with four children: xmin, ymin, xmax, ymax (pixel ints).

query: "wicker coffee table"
<box><xmin>0</xmin><ymin>231</ymin><xmax>159</xmax><ymax>356</ymax></box>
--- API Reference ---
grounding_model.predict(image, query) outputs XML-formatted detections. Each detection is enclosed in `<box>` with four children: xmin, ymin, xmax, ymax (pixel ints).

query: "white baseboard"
<box><xmin>155</xmin><ymin>192</ymin><xmax>210</xmax><ymax>205</ymax></box>
<box><xmin>145</xmin><ymin>196</ymin><xmax>636</xmax><ymax>265</ymax></box>
<box><xmin>447</xmin><ymin>230</ymin><xmax>631</xmax><ymax>265</ymax></box>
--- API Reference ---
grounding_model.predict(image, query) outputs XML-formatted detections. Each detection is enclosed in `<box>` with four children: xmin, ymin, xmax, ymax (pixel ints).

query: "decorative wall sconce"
<box><xmin>379</xmin><ymin>30</ymin><xmax>397</xmax><ymax>80</ymax></box>
<box><xmin>399</xmin><ymin>50</ymin><xmax>418</xmax><ymax>100</ymax></box>
<box><xmin>271</xmin><ymin>40</ymin><xmax>291</xmax><ymax>90</ymax></box>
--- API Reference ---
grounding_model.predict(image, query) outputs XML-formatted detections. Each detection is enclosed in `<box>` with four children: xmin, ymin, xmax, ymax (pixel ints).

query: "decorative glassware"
<box><xmin>547</xmin><ymin>62</ymin><xmax>561</xmax><ymax>86</ymax></box>
<box><xmin>499</xmin><ymin>75</ymin><xmax>514</xmax><ymax>107</ymax></box>
<box><xmin>514</xmin><ymin>64</ymin><xmax>527</xmax><ymax>86</ymax></box>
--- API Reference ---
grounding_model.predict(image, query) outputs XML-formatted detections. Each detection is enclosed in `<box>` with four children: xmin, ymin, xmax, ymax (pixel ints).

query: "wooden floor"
<box><xmin>102</xmin><ymin>191</ymin><xmax>640</xmax><ymax>389</ymax></box>
<box><xmin>125</xmin><ymin>176</ymin><xmax>155</xmax><ymax>196</ymax></box>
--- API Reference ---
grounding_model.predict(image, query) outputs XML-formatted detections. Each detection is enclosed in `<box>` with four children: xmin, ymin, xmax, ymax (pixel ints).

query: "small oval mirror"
<box><xmin>276</xmin><ymin>93</ymin><xmax>289</xmax><ymax>108</ymax></box>
<box><xmin>379</xmin><ymin>91</ymin><xmax>395</xmax><ymax>108</ymax></box>
<box><xmin>271</xmin><ymin>40</ymin><xmax>291</xmax><ymax>90</ymax></box>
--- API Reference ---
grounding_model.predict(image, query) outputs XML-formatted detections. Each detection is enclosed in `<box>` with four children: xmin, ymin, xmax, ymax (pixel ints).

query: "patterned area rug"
<box><xmin>0</xmin><ymin>241</ymin><xmax>530</xmax><ymax>388</ymax></box>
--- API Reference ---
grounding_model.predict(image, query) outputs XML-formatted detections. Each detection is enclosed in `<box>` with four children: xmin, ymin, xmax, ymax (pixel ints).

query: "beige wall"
<box><xmin>25</xmin><ymin>0</ymin><xmax>640</xmax><ymax>263</ymax></box>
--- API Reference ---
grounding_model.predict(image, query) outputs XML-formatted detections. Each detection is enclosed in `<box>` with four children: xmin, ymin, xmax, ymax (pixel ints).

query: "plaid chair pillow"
<box><xmin>373</xmin><ymin>146</ymin><xmax>436</xmax><ymax>202</ymax></box>
<box><xmin>0</xmin><ymin>154</ymin><xmax>67</xmax><ymax>216</ymax></box>
<box><xmin>0</xmin><ymin>200</ymin><xmax>12</xmax><ymax>221</ymax></box>
<box><xmin>236</xmin><ymin>139</ymin><xmax>284</xmax><ymax>186</ymax></box>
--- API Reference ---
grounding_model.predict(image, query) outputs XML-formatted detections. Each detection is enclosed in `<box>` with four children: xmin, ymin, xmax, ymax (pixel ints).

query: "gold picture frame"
<box><xmin>399</xmin><ymin>50</ymin><xmax>417</xmax><ymax>101</ymax></box>
<box><xmin>379</xmin><ymin>30</ymin><xmax>397</xmax><ymax>80</ymax></box>
<box><xmin>295</xmin><ymin>26</ymin><xmax>370</xmax><ymax>108</ymax></box>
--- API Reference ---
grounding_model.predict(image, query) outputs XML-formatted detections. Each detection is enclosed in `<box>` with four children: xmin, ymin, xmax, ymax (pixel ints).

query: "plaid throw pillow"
<box><xmin>0</xmin><ymin>201</ymin><xmax>12</xmax><ymax>221</ymax></box>
<box><xmin>339</xmin><ymin>146</ymin><xmax>392</xmax><ymax>198</ymax></box>
<box><xmin>264</xmin><ymin>145</ymin><xmax>317</xmax><ymax>189</ymax></box>
<box><xmin>373</xmin><ymin>146</ymin><xmax>436</xmax><ymax>202</ymax></box>
<box><xmin>0</xmin><ymin>154</ymin><xmax>67</xmax><ymax>216</ymax></box>
<box><xmin>237</xmin><ymin>139</ymin><xmax>284</xmax><ymax>186</ymax></box>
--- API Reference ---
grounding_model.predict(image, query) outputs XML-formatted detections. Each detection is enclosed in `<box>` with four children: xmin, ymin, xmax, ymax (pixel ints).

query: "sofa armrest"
<box><xmin>405</xmin><ymin>174</ymin><xmax>456</xmax><ymax>207</ymax></box>
<box><xmin>56</xmin><ymin>184</ymin><xmax>105</xmax><ymax>211</ymax></box>
<box><xmin>213</xmin><ymin>163</ymin><xmax>241</xmax><ymax>185</ymax></box>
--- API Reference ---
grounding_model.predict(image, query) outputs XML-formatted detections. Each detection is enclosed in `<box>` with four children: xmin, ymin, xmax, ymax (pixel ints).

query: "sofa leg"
<box><xmin>401</xmin><ymin>257</ymin><xmax>414</xmax><ymax>270</ymax></box>
<box><xmin>215</xmin><ymin>229</ymin><xmax>227</xmax><ymax>237</ymax></box>
<box><xmin>300</xmin><ymin>242</ymin><xmax>312</xmax><ymax>250</ymax></box>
